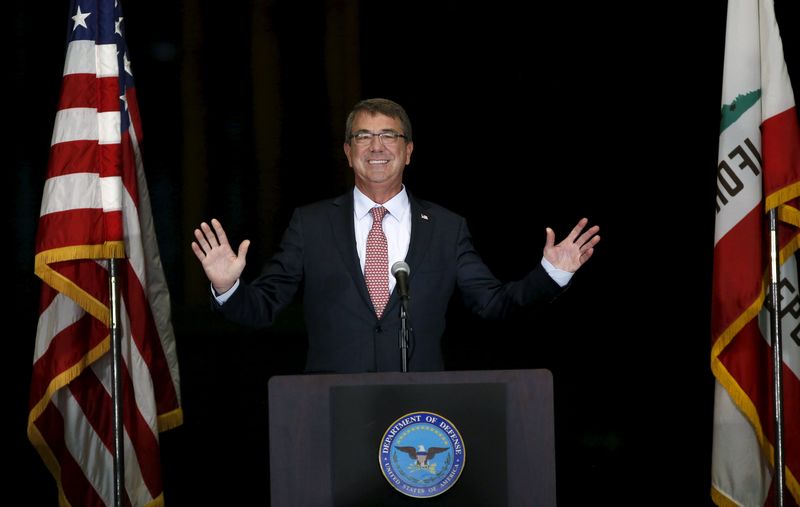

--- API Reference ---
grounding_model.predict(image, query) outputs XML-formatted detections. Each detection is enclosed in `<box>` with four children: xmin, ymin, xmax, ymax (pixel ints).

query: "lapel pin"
<box><xmin>421</xmin><ymin>213</ymin><xmax>429</xmax><ymax>221</ymax></box>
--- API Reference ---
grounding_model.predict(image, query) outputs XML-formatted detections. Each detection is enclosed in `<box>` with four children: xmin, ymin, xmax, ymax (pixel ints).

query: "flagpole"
<box><xmin>768</xmin><ymin>208</ymin><xmax>786</xmax><ymax>507</ymax></box>
<box><xmin>108</xmin><ymin>258</ymin><xmax>125</xmax><ymax>507</ymax></box>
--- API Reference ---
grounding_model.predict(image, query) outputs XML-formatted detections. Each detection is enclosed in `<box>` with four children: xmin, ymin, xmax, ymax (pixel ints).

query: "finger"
<box><xmin>580</xmin><ymin>247</ymin><xmax>595</xmax><ymax>264</ymax></box>
<box><xmin>200</xmin><ymin>221</ymin><xmax>220</xmax><ymax>248</ymax></box>
<box><xmin>579</xmin><ymin>235</ymin><xmax>601</xmax><ymax>254</ymax></box>
<box><xmin>211</xmin><ymin>218</ymin><xmax>229</xmax><ymax>247</ymax></box>
<box><xmin>566</xmin><ymin>218</ymin><xmax>589</xmax><ymax>242</ymax></box>
<box><xmin>576</xmin><ymin>225</ymin><xmax>600</xmax><ymax>247</ymax></box>
<box><xmin>190</xmin><ymin>241</ymin><xmax>206</xmax><ymax>260</ymax></box>
<box><xmin>193</xmin><ymin>225</ymin><xmax>212</xmax><ymax>252</ymax></box>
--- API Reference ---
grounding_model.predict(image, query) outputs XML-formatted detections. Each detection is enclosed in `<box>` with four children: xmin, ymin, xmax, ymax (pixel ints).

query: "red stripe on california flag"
<box><xmin>58</xmin><ymin>74</ymin><xmax>97</xmax><ymax>110</ymax></box>
<box><xmin>29</xmin><ymin>313</ymin><xmax>107</xmax><ymax>409</ymax></box>
<box><xmin>47</xmin><ymin>141</ymin><xmax>98</xmax><ymax>176</ymax></box>
<box><xmin>719</xmin><ymin>319</ymin><xmax>771</xmax><ymax>422</ymax></box>
<box><xmin>35</xmin><ymin>209</ymin><xmax>108</xmax><ymax>252</ymax></box>
<box><xmin>35</xmin><ymin>401</ymin><xmax>107</xmax><ymax>507</ymax></box>
<box><xmin>766</xmin><ymin>484</ymin><xmax>800</xmax><ymax>507</ymax></box>
<box><xmin>785</xmin><ymin>364</ymin><xmax>800</xmax><ymax>480</ymax></box>
<box><xmin>711</xmin><ymin>205</ymin><xmax>765</xmax><ymax>337</ymax></box>
<box><xmin>762</xmin><ymin>106</ymin><xmax>800</xmax><ymax>195</ymax></box>
<box><xmin>720</xmin><ymin>318</ymin><xmax>800</xmax><ymax>472</ymax></box>
<box><xmin>122</xmin><ymin>261</ymin><xmax>180</xmax><ymax>412</ymax></box>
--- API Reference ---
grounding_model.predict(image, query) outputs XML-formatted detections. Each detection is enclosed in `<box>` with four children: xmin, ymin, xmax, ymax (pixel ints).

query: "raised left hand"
<box><xmin>543</xmin><ymin>218</ymin><xmax>600</xmax><ymax>273</ymax></box>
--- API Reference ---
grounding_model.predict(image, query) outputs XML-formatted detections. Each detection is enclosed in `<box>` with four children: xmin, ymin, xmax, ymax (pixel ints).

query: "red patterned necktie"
<box><xmin>365</xmin><ymin>206</ymin><xmax>390</xmax><ymax>318</ymax></box>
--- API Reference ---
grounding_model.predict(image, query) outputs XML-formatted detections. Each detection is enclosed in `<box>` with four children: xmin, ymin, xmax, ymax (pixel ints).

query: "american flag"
<box><xmin>27</xmin><ymin>0</ymin><xmax>182</xmax><ymax>505</ymax></box>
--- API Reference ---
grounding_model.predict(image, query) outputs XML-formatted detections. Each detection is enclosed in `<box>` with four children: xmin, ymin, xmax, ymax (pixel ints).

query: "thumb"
<box><xmin>544</xmin><ymin>227</ymin><xmax>555</xmax><ymax>249</ymax></box>
<box><xmin>238</xmin><ymin>239</ymin><xmax>251</xmax><ymax>260</ymax></box>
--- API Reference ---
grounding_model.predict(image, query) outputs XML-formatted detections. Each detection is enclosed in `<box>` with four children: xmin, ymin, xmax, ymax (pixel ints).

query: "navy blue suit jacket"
<box><xmin>215</xmin><ymin>189</ymin><xmax>564</xmax><ymax>373</ymax></box>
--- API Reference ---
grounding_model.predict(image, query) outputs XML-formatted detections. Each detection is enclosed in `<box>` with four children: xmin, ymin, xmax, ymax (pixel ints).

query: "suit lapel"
<box><xmin>331</xmin><ymin>189</ymin><xmax>436</xmax><ymax>319</ymax></box>
<box><xmin>404</xmin><ymin>193</ymin><xmax>434</xmax><ymax>281</ymax></box>
<box><xmin>384</xmin><ymin>192</ymin><xmax>434</xmax><ymax>315</ymax></box>
<box><xmin>329</xmin><ymin>192</ymin><xmax>374</xmax><ymax>312</ymax></box>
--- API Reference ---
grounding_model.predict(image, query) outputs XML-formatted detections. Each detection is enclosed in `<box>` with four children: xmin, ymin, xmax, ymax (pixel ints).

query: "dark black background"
<box><xmin>10</xmin><ymin>0</ymin><xmax>800</xmax><ymax>505</ymax></box>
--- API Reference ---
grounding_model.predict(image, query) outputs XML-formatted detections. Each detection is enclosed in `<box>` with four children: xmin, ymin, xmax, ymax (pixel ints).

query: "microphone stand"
<box><xmin>398</xmin><ymin>296</ymin><xmax>411</xmax><ymax>372</ymax></box>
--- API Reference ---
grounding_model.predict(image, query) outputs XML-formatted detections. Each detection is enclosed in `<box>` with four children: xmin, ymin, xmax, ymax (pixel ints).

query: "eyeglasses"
<box><xmin>349</xmin><ymin>131</ymin><xmax>407</xmax><ymax>146</ymax></box>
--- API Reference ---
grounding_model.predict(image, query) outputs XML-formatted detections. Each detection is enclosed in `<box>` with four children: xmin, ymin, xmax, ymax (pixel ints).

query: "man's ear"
<box><xmin>344</xmin><ymin>142</ymin><xmax>353</xmax><ymax>167</ymax></box>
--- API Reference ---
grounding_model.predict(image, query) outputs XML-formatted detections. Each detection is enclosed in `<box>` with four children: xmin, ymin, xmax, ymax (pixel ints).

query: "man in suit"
<box><xmin>191</xmin><ymin>98</ymin><xmax>600</xmax><ymax>373</ymax></box>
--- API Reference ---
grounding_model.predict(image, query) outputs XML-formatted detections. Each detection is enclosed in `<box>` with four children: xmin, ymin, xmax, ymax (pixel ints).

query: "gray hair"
<box><xmin>344</xmin><ymin>98</ymin><xmax>413</xmax><ymax>143</ymax></box>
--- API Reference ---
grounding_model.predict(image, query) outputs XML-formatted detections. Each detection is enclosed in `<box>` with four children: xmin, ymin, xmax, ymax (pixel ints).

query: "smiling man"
<box><xmin>344</xmin><ymin>103</ymin><xmax>412</xmax><ymax>202</ymax></box>
<box><xmin>191</xmin><ymin>98</ymin><xmax>600</xmax><ymax>373</ymax></box>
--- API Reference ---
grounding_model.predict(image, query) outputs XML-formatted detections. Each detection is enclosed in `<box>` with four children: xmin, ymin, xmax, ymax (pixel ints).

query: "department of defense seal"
<box><xmin>378</xmin><ymin>411</ymin><xmax>466</xmax><ymax>498</ymax></box>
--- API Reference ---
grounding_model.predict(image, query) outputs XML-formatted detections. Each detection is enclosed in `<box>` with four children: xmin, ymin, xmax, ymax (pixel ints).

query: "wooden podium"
<box><xmin>268</xmin><ymin>369</ymin><xmax>556</xmax><ymax>506</ymax></box>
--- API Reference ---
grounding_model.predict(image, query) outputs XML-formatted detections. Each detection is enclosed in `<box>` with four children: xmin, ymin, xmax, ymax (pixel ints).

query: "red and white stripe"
<box><xmin>28</xmin><ymin>10</ymin><xmax>182</xmax><ymax>507</ymax></box>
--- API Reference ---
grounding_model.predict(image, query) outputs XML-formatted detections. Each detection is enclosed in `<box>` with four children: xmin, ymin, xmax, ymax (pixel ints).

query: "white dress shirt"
<box><xmin>353</xmin><ymin>185</ymin><xmax>412</xmax><ymax>295</ymax></box>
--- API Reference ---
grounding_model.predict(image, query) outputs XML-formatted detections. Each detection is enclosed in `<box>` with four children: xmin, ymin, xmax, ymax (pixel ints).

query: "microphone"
<box><xmin>392</xmin><ymin>261</ymin><xmax>411</xmax><ymax>372</ymax></box>
<box><xmin>391</xmin><ymin>261</ymin><xmax>411</xmax><ymax>300</ymax></box>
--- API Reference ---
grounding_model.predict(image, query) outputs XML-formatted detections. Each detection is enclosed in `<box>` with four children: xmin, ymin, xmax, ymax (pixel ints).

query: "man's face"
<box><xmin>344</xmin><ymin>112</ymin><xmax>413</xmax><ymax>190</ymax></box>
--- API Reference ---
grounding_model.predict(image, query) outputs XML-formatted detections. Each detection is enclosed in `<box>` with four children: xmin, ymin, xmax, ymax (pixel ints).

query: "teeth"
<box><xmin>369</xmin><ymin>160</ymin><xmax>389</xmax><ymax>165</ymax></box>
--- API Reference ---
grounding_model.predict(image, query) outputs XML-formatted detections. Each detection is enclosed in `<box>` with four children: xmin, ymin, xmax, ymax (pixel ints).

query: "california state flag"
<box><xmin>711</xmin><ymin>0</ymin><xmax>800</xmax><ymax>505</ymax></box>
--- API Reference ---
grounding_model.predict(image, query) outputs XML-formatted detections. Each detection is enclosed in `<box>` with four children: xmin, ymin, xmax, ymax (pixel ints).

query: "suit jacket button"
<box><xmin>374</xmin><ymin>326</ymin><xmax>382</xmax><ymax>333</ymax></box>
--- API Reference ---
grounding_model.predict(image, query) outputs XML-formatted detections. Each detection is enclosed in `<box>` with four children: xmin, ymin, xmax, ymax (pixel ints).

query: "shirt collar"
<box><xmin>353</xmin><ymin>185</ymin><xmax>408</xmax><ymax>222</ymax></box>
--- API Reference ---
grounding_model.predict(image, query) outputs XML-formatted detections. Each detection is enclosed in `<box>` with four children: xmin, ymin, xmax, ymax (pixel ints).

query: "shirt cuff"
<box><xmin>541</xmin><ymin>258</ymin><xmax>573</xmax><ymax>287</ymax></box>
<box><xmin>212</xmin><ymin>279</ymin><xmax>240</xmax><ymax>304</ymax></box>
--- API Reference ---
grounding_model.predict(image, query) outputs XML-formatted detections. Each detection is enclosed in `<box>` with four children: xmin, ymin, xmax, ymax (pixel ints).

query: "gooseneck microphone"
<box><xmin>391</xmin><ymin>261</ymin><xmax>411</xmax><ymax>300</ymax></box>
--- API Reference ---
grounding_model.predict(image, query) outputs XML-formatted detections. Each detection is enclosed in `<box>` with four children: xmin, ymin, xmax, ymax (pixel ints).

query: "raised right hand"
<box><xmin>191</xmin><ymin>218</ymin><xmax>250</xmax><ymax>294</ymax></box>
